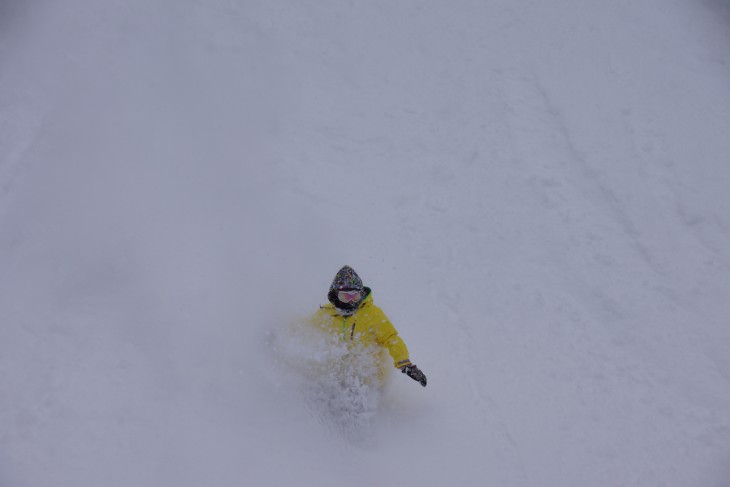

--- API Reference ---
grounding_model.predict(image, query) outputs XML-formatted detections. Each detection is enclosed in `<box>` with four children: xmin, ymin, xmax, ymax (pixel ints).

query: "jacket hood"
<box><xmin>327</xmin><ymin>265</ymin><xmax>368</xmax><ymax>310</ymax></box>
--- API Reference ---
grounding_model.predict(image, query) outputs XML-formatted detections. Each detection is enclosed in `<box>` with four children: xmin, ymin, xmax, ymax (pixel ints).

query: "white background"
<box><xmin>1</xmin><ymin>1</ymin><xmax>730</xmax><ymax>485</ymax></box>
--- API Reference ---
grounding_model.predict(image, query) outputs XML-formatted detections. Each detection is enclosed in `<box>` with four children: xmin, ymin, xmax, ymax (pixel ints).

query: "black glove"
<box><xmin>401</xmin><ymin>364</ymin><xmax>427</xmax><ymax>387</ymax></box>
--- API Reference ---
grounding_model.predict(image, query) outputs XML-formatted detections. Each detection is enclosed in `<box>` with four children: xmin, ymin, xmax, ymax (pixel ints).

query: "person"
<box><xmin>309</xmin><ymin>265</ymin><xmax>427</xmax><ymax>387</ymax></box>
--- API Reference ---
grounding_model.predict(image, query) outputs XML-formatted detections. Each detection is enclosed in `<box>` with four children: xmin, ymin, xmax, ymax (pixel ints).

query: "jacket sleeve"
<box><xmin>370</xmin><ymin>307</ymin><xmax>411</xmax><ymax>368</ymax></box>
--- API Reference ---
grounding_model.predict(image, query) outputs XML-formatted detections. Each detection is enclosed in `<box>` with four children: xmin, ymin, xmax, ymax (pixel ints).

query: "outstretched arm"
<box><xmin>371</xmin><ymin>310</ymin><xmax>410</xmax><ymax>368</ymax></box>
<box><xmin>372</xmin><ymin>310</ymin><xmax>427</xmax><ymax>387</ymax></box>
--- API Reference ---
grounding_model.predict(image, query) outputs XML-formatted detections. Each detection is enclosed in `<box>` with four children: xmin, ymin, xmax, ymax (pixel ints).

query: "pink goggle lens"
<box><xmin>337</xmin><ymin>290</ymin><xmax>362</xmax><ymax>303</ymax></box>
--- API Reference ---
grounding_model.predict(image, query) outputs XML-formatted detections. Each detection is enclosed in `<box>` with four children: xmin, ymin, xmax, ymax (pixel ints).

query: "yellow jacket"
<box><xmin>309</xmin><ymin>291</ymin><xmax>411</xmax><ymax>370</ymax></box>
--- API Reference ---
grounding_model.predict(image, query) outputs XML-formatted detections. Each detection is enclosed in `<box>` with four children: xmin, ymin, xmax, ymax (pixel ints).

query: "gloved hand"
<box><xmin>401</xmin><ymin>364</ymin><xmax>427</xmax><ymax>387</ymax></box>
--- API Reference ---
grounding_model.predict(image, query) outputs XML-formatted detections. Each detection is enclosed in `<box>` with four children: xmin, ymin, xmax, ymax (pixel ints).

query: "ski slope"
<box><xmin>2</xmin><ymin>1</ymin><xmax>730</xmax><ymax>486</ymax></box>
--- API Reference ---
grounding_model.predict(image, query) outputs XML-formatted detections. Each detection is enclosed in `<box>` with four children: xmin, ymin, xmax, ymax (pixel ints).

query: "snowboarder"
<box><xmin>310</xmin><ymin>265</ymin><xmax>427</xmax><ymax>387</ymax></box>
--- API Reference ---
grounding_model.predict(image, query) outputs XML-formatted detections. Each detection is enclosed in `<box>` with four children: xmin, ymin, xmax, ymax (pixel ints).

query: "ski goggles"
<box><xmin>337</xmin><ymin>290</ymin><xmax>362</xmax><ymax>303</ymax></box>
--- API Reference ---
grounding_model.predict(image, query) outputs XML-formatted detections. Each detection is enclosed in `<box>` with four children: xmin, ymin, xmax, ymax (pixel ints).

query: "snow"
<box><xmin>1</xmin><ymin>1</ymin><xmax>730</xmax><ymax>486</ymax></box>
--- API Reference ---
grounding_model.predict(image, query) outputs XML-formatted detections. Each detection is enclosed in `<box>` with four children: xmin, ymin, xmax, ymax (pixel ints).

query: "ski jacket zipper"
<box><xmin>341</xmin><ymin>316</ymin><xmax>356</xmax><ymax>341</ymax></box>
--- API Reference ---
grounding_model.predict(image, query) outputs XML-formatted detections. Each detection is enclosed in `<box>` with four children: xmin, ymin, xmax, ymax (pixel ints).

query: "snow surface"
<box><xmin>2</xmin><ymin>1</ymin><xmax>730</xmax><ymax>486</ymax></box>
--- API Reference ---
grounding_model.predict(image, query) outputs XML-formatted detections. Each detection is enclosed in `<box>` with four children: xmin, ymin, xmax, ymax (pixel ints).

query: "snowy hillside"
<box><xmin>2</xmin><ymin>1</ymin><xmax>730</xmax><ymax>486</ymax></box>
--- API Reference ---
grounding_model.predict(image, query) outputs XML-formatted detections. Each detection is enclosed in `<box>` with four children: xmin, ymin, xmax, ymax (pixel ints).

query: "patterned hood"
<box><xmin>327</xmin><ymin>265</ymin><xmax>369</xmax><ymax>311</ymax></box>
